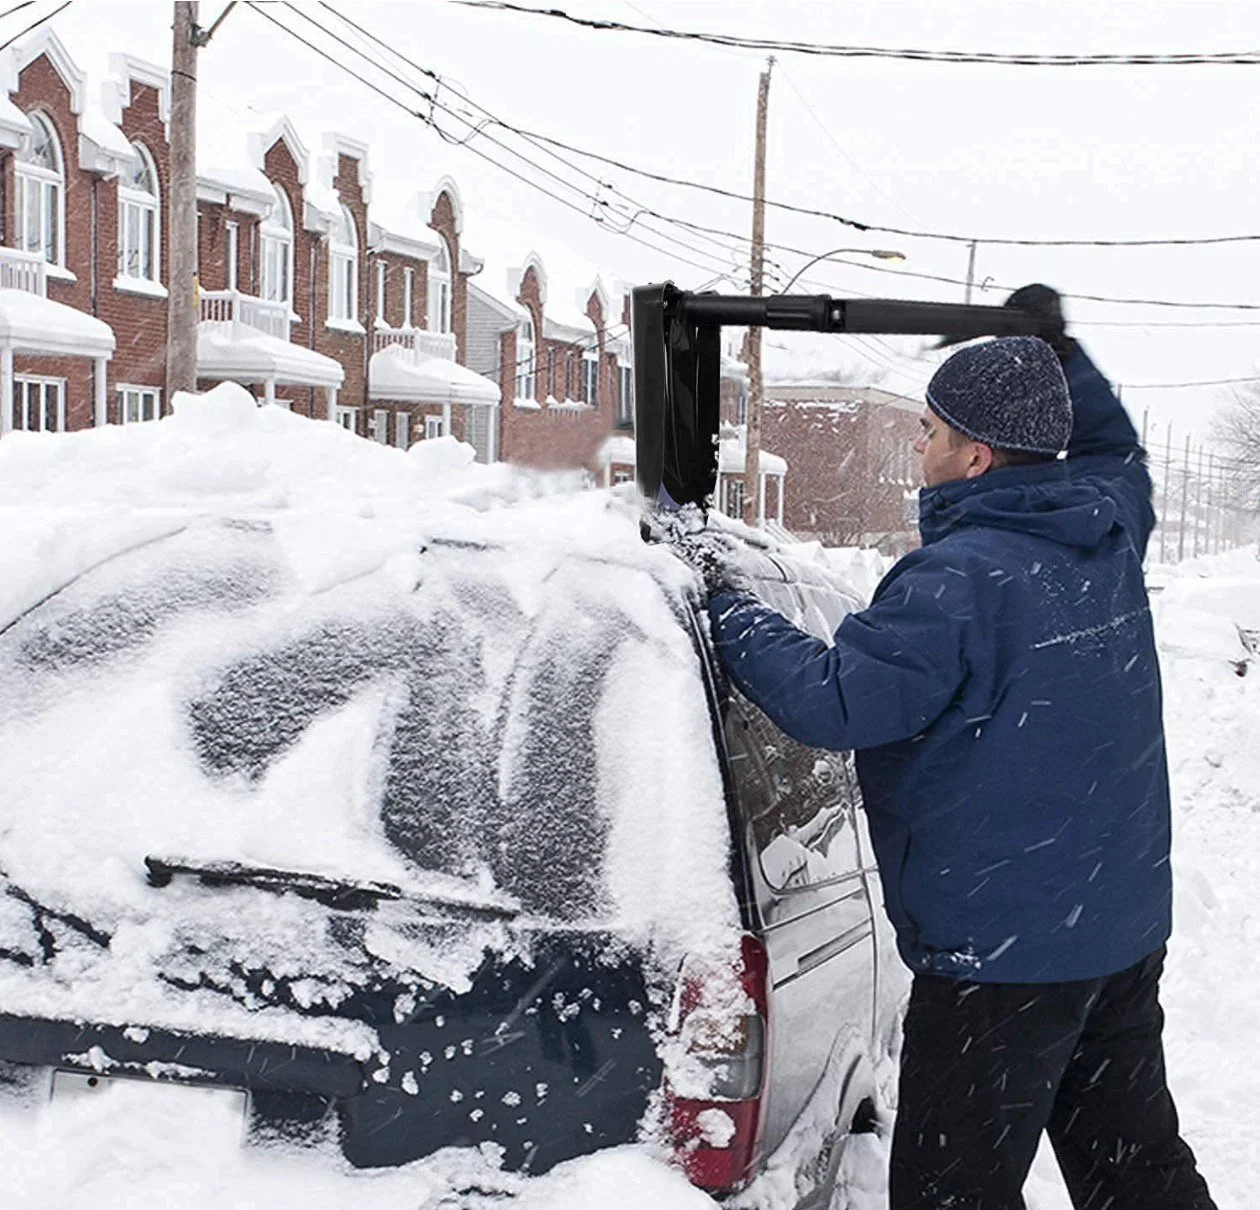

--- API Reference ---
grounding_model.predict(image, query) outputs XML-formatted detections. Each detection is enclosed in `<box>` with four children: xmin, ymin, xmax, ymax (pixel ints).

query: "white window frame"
<box><xmin>582</xmin><ymin>349</ymin><xmax>600</xmax><ymax>407</ymax></box>
<box><xmin>516</xmin><ymin>314</ymin><xmax>537</xmax><ymax>403</ymax></box>
<box><xmin>618</xmin><ymin>363</ymin><xmax>633</xmax><ymax>424</ymax></box>
<box><xmin>403</xmin><ymin>267</ymin><xmax>414</xmax><ymax>328</ymax></box>
<box><xmin>225</xmin><ymin>221</ymin><xmax>239</xmax><ymax>292</ymax></box>
<box><xmin>394</xmin><ymin>410</ymin><xmax>410</xmax><ymax>449</ymax></box>
<box><xmin>118</xmin><ymin>384</ymin><xmax>161</xmax><ymax>425</ymax></box>
<box><xmin>117</xmin><ymin>142</ymin><xmax>161</xmax><ymax>285</ymax></box>
<box><xmin>12</xmin><ymin>375</ymin><xmax>66</xmax><ymax>432</ymax></box>
<box><xmin>261</xmin><ymin>184</ymin><xmax>294</xmax><ymax>310</ymax></box>
<box><xmin>724</xmin><ymin>478</ymin><xmax>746</xmax><ymax>520</ymax></box>
<box><xmin>369</xmin><ymin>408</ymin><xmax>390</xmax><ymax>444</ymax></box>
<box><xmin>375</xmin><ymin>261</ymin><xmax>387</xmax><ymax>329</ymax></box>
<box><xmin>328</xmin><ymin>204</ymin><xmax>359</xmax><ymax>325</ymax></box>
<box><xmin>427</xmin><ymin>239</ymin><xmax>452</xmax><ymax>334</ymax></box>
<box><xmin>425</xmin><ymin>415</ymin><xmax>445</xmax><ymax>440</ymax></box>
<box><xmin>334</xmin><ymin>406</ymin><xmax>357</xmax><ymax>431</ymax></box>
<box><xmin>15</xmin><ymin>112</ymin><xmax>65</xmax><ymax>267</ymax></box>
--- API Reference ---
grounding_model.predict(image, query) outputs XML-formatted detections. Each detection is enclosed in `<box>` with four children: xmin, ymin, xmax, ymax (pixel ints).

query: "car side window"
<box><xmin>725</xmin><ymin>693</ymin><xmax>863</xmax><ymax>893</ymax></box>
<box><xmin>725</xmin><ymin>578</ymin><xmax>866</xmax><ymax>893</ymax></box>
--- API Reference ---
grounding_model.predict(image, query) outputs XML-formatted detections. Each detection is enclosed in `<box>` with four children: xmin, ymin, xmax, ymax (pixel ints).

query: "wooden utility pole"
<box><xmin>167</xmin><ymin>2</ymin><xmax>200</xmax><ymax>400</ymax></box>
<box><xmin>742</xmin><ymin>57</ymin><xmax>773</xmax><ymax>528</ymax></box>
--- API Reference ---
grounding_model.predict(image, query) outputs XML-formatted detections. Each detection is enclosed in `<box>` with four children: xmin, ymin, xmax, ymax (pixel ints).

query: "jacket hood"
<box><xmin>919</xmin><ymin>461</ymin><xmax>1118</xmax><ymax>550</ymax></box>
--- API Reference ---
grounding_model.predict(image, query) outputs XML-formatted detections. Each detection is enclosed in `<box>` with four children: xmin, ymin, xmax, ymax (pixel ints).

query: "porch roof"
<box><xmin>369</xmin><ymin>345</ymin><xmax>499</xmax><ymax>407</ymax></box>
<box><xmin>0</xmin><ymin>288</ymin><xmax>114</xmax><ymax>358</ymax></box>
<box><xmin>196</xmin><ymin>325</ymin><xmax>344</xmax><ymax>390</ymax></box>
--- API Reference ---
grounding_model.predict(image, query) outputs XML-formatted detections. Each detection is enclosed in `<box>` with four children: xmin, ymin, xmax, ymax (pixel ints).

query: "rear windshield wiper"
<box><xmin>144</xmin><ymin>856</ymin><xmax>519</xmax><ymax>920</ymax></box>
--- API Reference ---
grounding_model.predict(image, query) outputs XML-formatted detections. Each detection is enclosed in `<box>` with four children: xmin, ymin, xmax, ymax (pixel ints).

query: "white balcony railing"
<box><xmin>373</xmin><ymin>326</ymin><xmax>456</xmax><ymax>363</ymax></box>
<box><xmin>199</xmin><ymin>290</ymin><xmax>291</xmax><ymax>342</ymax></box>
<box><xmin>0</xmin><ymin>247</ymin><xmax>48</xmax><ymax>296</ymax></box>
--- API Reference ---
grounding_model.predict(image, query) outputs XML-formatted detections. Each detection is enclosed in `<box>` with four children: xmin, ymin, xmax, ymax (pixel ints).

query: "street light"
<box><xmin>777</xmin><ymin>247</ymin><xmax>906</xmax><ymax>295</ymax></box>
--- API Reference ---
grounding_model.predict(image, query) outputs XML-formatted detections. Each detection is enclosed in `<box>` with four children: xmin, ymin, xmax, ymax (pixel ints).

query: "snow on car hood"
<box><xmin>0</xmin><ymin>385</ymin><xmax>738</xmax><ymax>1049</ymax></box>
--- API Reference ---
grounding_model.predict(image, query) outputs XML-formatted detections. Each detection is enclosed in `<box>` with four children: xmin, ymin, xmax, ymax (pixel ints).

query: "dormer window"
<box><xmin>261</xmin><ymin>183</ymin><xmax>294</xmax><ymax>308</ymax></box>
<box><xmin>16</xmin><ymin>112</ymin><xmax>64</xmax><ymax>265</ymax></box>
<box><xmin>329</xmin><ymin>204</ymin><xmax>358</xmax><ymax>323</ymax></box>
<box><xmin>428</xmin><ymin>239</ymin><xmax>452</xmax><ymax>334</ymax></box>
<box><xmin>118</xmin><ymin>142</ymin><xmax>160</xmax><ymax>284</ymax></box>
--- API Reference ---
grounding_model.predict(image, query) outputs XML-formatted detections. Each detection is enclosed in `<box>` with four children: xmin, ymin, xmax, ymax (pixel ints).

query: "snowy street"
<box><xmin>0</xmin><ymin>395</ymin><xmax>1255</xmax><ymax>1209</ymax></box>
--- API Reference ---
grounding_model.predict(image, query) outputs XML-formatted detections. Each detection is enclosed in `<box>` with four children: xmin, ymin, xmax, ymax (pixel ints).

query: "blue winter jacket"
<box><xmin>708</xmin><ymin>347</ymin><xmax>1171</xmax><ymax>983</ymax></box>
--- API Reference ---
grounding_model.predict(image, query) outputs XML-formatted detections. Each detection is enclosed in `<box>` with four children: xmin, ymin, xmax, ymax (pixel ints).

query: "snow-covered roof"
<box><xmin>197</xmin><ymin>325</ymin><xmax>344</xmax><ymax>389</ymax></box>
<box><xmin>0</xmin><ymin>90</ymin><xmax>31</xmax><ymax>149</ymax></box>
<box><xmin>0</xmin><ymin>288</ymin><xmax>114</xmax><ymax>357</ymax></box>
<box><xmin>369</xmin><ymin>345</ymin><xmax>499</xmax><ymax>407</ymax></box>
<box><xmin>718</xmin><ymin>432</ymin><xmax>787</xmax><ymax>477</ymax></box>
<box><xmin>598</xmin><ymin>435</ymin><xmax>637</xmax><ymax>466</ymax></box>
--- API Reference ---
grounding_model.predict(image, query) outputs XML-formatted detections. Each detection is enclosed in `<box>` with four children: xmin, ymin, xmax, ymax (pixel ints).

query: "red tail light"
<box><xmin>664</xmin><ymin>934</ymin><xmax>770</xmax><ymax>1193</ymax></box>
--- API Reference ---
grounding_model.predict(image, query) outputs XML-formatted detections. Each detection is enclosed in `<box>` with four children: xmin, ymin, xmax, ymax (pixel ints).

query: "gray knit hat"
<box><xmin>926</xmin><ymin>336</ymin><xmax>1072</xmax><ymax>456</ymax></box>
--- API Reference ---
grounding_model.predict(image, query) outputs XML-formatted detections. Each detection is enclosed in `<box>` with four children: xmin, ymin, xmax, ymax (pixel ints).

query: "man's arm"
<box><xmin>706</xmin><ymin>552</ymin><xmax>970</xmax><ymax>752</ymax></box>
<box><xmin>1061</xmin><ymin>344</ymin><xmax>1157</xmax><ymax>559</ymax></box>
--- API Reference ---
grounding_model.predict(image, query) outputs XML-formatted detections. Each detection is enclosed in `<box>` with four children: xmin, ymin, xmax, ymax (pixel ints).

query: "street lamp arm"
<box><xmin>777</xmin><ymin>246</ymin><xmax>906</xmax><ymax>296</ymax></box>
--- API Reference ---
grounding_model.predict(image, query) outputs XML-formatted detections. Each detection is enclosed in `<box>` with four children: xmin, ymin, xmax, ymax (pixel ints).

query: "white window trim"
<box><xmin>427</xmin><ymin>240</ymin><xmax>452</xmax><ymax>334</ymax></box>
<box><xmin>117</xmin><ymin>383</ymin><xmax>162</xmax><ymax>425</ymax></box>
<box><xmin>370</xmin><ymin>407</ymin><xmax>390</xmax><ymax>444</ymax></box>
<box><xmin>13</xmin><ymin>374</ymin><xmax>66</xmax><ymax>432</ymax></box>
<box><xmin>618</xmin><ymin>361</ymin><xmax>633</xmax><ymax>423</ymax></box>
<box><xmin>374</xmin><ymin>261</ymin><xmax>388</xmax><ymax>330</ymax></box>
<box><xmin>516</xmin><ymin>315</ymin><xmax>536</xmax><ymax>403</ymax></box>
<box><xmin>394</xmin><ymin>410</ymin><xmax>410</xmax><ymax>449</ymax></box>
<box><xmin>582</xmin><ymin>348</ymin><xmax>600</xmax><ymax>407</ymax></box>
<box><xmin>425</xmin><ymin>415</ymin><xmax>445</xmax><ymax>440</ymax></box>
<box><xmin>112</xmin><ymin>275</ymin><xmax>169</xmax><ymax>299</ymax></box>
<box><xmin>118</xmin><ymin>143</ymin><xmax>161</xmax><ymax>287</ymax></box>
<box><xmin>334</xmin><ymin>406</ymin><xmax>358</xmax><ymax>431</ymax></box>
<box><xmin>328</xmin><ymin>205</ymin><xmax>359</xmax><ymax>325</ymax></box>
<box><xmin>261</xmin><ymin>186</ymin><xmax>295</xmax><ymax>311</ymax></box>
<box><xmin>15</xmin><ymin>112</ymin><xmax>66</xmax><ymax>269</ymax></box>
<box><xmin>225</xmin><ymin>221</ymin><xmax>239</xmax><ymax>292</ymax></box>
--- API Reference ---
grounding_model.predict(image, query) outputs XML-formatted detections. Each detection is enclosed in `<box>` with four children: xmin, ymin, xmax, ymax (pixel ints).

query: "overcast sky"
<box><xmin>20</xmin><ymin>0</ymin><xmax>1260</xmax><ymax>445</ymax></box>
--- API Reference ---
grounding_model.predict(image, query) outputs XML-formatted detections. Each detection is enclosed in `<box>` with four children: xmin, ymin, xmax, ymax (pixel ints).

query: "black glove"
<box><xmin>1004</xmin><ymin>283</ymin><xmax>1078</xmax><ymax>363</ymax></box>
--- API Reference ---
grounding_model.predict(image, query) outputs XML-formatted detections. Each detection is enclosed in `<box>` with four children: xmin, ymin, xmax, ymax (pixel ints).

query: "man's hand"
<box><xmin>671</xmin><ymin>529</ymin><xmax>752</xmax><ymax>597</ymax></box>
<box><xmin>1004</xmin><ymin>283</ymin><xmax>1078</xmax><ymax>363</ymax></box>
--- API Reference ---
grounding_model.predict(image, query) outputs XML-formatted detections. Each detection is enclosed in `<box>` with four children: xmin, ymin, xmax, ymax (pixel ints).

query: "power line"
<box><xmin>0</xmin><ymin>0</ymin><xmax>71</xmax><ymax>54</ymax></box>
<box><xmin>247</xmin><ymin>3</ymin><xmax>745</xmax><ymax>285</ymax></box>
<box><xmin>1122</xmin><ymin>376</ymin><xmax>1260</xmax><ymax>390</ymax></box>
<box><xmin>459</xmin><ymin>2</ymin><xmax>1260</xmax><ymax>68</ymax></box>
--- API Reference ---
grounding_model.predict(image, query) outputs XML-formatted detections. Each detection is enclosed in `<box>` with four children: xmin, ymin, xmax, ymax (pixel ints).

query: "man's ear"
<box><xmin>965</xmin><ymin>442</ymin><xmax>995</xmax><ymax>479</ymax></box>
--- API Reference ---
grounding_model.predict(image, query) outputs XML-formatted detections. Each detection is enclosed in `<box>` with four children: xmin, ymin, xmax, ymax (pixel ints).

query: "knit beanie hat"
<box><xmin>925</xmin><ymin>336</ymin><xmax>1072</xmax><ymax>456</ymax></box>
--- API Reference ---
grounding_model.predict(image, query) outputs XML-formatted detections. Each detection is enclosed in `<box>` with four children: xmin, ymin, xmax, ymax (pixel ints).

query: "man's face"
<box><xmin>914</xmin><ymin>407</ymin><xmax>992</xmax><ymax>487</ymax></box>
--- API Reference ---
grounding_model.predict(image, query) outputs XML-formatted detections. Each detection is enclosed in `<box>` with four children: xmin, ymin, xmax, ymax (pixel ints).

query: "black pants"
<box><xmin>889</xmin><ymin>947</ymin><xmax>1216</xmax><ymax>1210</ymax></box>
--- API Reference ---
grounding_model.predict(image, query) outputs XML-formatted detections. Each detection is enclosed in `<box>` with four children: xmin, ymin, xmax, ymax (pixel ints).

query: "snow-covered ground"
<box><xmin>0</xmin><ymin>393</ymin><xmax>1255</xmax><ymax>1208</ymax></box>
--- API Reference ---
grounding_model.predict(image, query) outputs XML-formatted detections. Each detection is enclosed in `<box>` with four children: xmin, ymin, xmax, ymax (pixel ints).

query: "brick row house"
<box><xmin>1</xmin><ymin>30</ymin><xmax>499</xmax><ymax>453</ymax></box>
<box><xmin>4</xmin><ymin>29</ymin><xmax>930</xmax><ymax>552</ymax></box>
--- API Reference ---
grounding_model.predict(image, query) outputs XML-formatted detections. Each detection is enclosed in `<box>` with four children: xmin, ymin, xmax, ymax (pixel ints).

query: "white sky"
<box><xmin>18</xmin><ymin>0</ymin><xmax>1260</xmax><ymax>445</ymax></box>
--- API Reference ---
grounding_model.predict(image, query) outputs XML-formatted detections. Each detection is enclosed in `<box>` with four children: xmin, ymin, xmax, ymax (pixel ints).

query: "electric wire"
<box><xmin>0</xmin><ymin>0</ymin><xmax>70</xmax><ymax>54</ymax></box>
<box><xmin>457</xmin><ymin>4</ymin><xmax>1260</xmax><ymax>69</ymax></box>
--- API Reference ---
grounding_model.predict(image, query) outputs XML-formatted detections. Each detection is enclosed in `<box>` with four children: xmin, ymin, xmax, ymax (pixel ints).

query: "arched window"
<box><xmin>329</xmin><ymin>204</ymin><xmax>358</xmax><ymax>323</ymax></box>
<box><xmin>516</xmin><ymin>312</ymin><xmax>536</xmax><ymax>402</ymax></box>
<box><xmin>118</xmin><ymin>142</ymin><xmax>160</xmax><ymax>283</ymax></box>
<box><xmin>261</xmin><ymin>183</ymin><xmax>294</xmax><ymax>307</ymax></box>
<box><xmin>427</xmin><ymin>238</ymin><xmax>452</xmax><ymax>334</ymax></box>
<box><xmin>16</xmin><ymin>112</ymin><xmax>64</xmax><ymax>265</ymax></box>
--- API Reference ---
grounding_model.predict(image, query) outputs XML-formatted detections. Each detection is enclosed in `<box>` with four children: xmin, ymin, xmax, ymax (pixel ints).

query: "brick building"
<box><xmin>762</xmin><ymin>384</ymin><xmax>921</xmax><ymax>554</ymax></box>
<box><xmin>1</xmin><ymin>28</ymin><xmax>913</xmax><ymax>556</ymax></box>
<box><xmin>0</xmin><ymin>31</ymin><xmax>499</xmax><ymax>450</ymax></box>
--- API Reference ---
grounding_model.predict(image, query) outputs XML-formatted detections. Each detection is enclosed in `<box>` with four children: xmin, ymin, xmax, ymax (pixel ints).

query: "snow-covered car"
<box><xmin>0</xmin><ymin>405</ymin><xmax>900</xmax><ymax>1206</ymax></box>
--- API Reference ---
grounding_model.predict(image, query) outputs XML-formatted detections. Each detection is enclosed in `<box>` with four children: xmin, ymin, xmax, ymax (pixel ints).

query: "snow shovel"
<box><xmin>630</xmin><ymin>282</ymin><xmax>1061</xmax><ymax>510</ymax></box>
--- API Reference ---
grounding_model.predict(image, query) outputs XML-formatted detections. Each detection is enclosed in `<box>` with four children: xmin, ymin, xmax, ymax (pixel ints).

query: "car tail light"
<box><xmin>664</xmin><ymin>934</ymin><xmax>770</xmax><ymax>1193</ymax></box>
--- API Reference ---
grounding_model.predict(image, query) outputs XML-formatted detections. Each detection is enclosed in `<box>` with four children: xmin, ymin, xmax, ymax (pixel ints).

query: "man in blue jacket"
<box><xmin>687</xmin><ymin>288</ymin><xmax>1216</xmax><ymax>1209</ymax></box>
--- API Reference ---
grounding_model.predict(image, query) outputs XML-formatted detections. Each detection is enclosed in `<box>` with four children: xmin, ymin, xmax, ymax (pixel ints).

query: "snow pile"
<box><xmin>0</xmin><ymin>386</ymin><xmax>738</xmax><ymax>1051</ymax></box>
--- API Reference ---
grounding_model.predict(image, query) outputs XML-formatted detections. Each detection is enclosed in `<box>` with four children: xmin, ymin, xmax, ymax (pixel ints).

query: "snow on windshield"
<box><xmin>0</xmin><ymin>386</ymin><xmax>738</xmax><ymax>1047</ymax></box>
